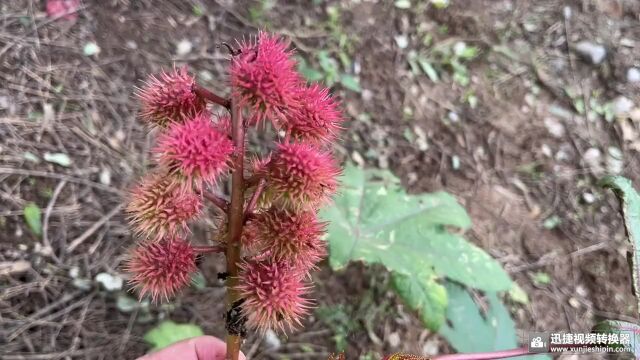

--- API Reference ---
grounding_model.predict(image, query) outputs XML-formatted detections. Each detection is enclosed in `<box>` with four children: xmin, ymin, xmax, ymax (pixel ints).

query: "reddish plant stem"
<box><xmin>203</xmin><ymin>191</ymin><xmax>230</xmax><ymax>212</ymax></box>
<box><xmin>193</xmin><ymin>245</ymin><xmax>225</xmax><ymax>254</ymax></box>
<box><xmin>244</xmin><ymin>179</ymin><xmax>266</xmax><ymax>217</ymax></box>
<box><xmin>225</xmin><ymin>99</ymin><xmax>245</xmax><ymax>360</ymax></box>
<box><xmin>245</xmin><ymin>173</ymin><xmax>263</xmax><ymax>188</ymax></box>
<box><xmin>432</xmin><ymin>347</ymin><xmax>530</xmax><ymax>360</ymax></box>
<box><xmin>194</xmin><ymin>84</ymin><xmax>231</xmax><ymax>109</ymax></box>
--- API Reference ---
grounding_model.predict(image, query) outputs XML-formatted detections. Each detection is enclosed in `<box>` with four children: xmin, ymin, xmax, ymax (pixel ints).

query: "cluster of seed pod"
<box><xmin>125</xmin><ymin>32</ymin><xmax>344</xmax><ymax>333</ymax></box>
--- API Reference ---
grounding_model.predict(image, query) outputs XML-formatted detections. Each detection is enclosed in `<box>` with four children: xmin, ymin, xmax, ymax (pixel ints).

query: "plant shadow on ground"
<box><xmin>1</xmin><ymin>0</ymin><xmax>639</xmax><ymax>359</ymax></box>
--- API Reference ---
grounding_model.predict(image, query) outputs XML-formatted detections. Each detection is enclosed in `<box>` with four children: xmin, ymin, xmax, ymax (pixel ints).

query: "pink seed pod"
<box><xmin>156</xmin><ymin>113</ymin><xmax>234</xmax><ymax>189</ymax></box>
<box><xmin>263</xmin><ymin>143</ymin><xmax>340</xmax><ymax>210</ymax></box>
<box><xmin>236</xmin><ymin>259</ymin><xmax>311</xmax><ymax>333</ymax></box>
<box><xmin>252</xmin><ymin>207</ymin><xmax>327</xmax><ymax>272</ymax></box>
<box><xmin>214</xmin><ymin>114</ymin><xmax>232</xmax><ymax>137</ymax></box>
<box><xmin>127</xmin><ymin>173</ymin><xmax>202</xmax><ymax>239</ymax></box>
<box><xmin>283</xmin><ymin>84</ymin><xmax>344</xmax><ymax>143</ymax></box>
<box><xmin>230</xmin><ymin>31</ymin><xmax>300</xmax><ymax>126</ymax></box>
<box><xmin>136</xmin><ymin>67</ymin><xmax>206</xmax><ymax>128</ymax></box>
<box><xmin>125</xmin><ymin>236</ymin><xmax>197</xmax><ymax>303</ymax></box>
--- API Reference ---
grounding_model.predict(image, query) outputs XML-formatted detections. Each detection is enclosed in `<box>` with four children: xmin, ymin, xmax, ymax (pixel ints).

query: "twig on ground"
<box><xmin>67</xmin><ymin>204</ymin><xmax>124</xmax><ymax>253</ymax></box>
<box><xmin>0</xmin><ymin>167</ymin><xmax>123</xmax><ymax>195</ymax></box>
<box><xmin>508</xmin><ymin>241</ymin><xmax>609</xmax><ymax>273</ymax></box>
<box><xmin>42</xmin><ymin>180</ymin><xmax>67</xmax><ymax>263</ymax></box>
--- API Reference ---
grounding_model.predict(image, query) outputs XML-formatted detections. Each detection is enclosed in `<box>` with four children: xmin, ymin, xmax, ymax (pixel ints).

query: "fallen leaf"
<box><xmin>44</xmin><ymin>152</ymin><xmax>72</xmax><ymax>167</ymax></box>
<box><xmin>23</xmin><ymin>203</ymin><xmax>42</xmax><ymax>236</ymax></box>
<box><xmin>83</xmin><ymin>42</ymin><xmax>101</xmax><ymax>56</ymax></box>
<box><xmin>95</xmin><ymin>272</ymin><xmax>123</xmax><ymax>291</ymax></box>
<box><xmin>0</xmin><ymin>260</ymin><xmax>32</xmax><ymax>276</ymax></box>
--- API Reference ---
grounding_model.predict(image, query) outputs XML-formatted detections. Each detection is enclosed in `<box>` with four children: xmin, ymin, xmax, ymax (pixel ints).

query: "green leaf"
<box><xmin>321</xmin><ymin>164</ymin><xmax>511</xmax><ymax>292</ymax></box>
<box><xmin>601</xmin><ymin>176</ymin><xmax>640</xmax><ymax>312</ymax></box>
<box><xmin>542</xmin><ymin>215</ymin><xmax>561</xmax><ymax>229</ymax></box>
<box><xmin>83</xmin><ymin>42</ymin><xmax>101</xmax><ymax>56</ymax></box>
<box><xmin>531</xmin><ymin>272</ymin><xmax>551</xmax><ymax>286</ymax></box>
<box><xmin>23</xmin><ymin>202</ymin><xmax>42</xmax><ymax>236</ymax></box>
<box><xmin>192</xmin><ymin>4</ymin><xmax>204</xmax><ymax>16</ymax></box>
<box><xmin>44</xmin><ymin>152</ymin><xmax>72</xmax><ymax>167</ymax></box>
<box><xmin>440</xmin><ymin>283</ymin><xmax>516</xmax><ymax>352</ymax></box>
<box><xmin>299</xmin><ymin>64</ymin><xmax>325</xmax><ymax>82</ymax></box>
<box><xmin>508</xmin><ymin>283</ymin><xmax>529</xmax><ymax>304</ymax></box>
<box><xmin>23</xmin><ymin>151</ymin><xmax>40</xmax><ymax>163</ymax></box>
<box><xmin>392</xmin><ymin>270</ymin><xmax>447</xmax><ymax>330</ymax></box>
<box><xmin>394</xmin><ymin>0</ymin><xmax>412</xmax><ymax>9</ymax></box>
<box><xmin>296</xmin><ymin>56</ymin><xmax>326</xmax><ymax>82</ymax></box>
<box><xmin>417</xmin><ymin>57</ymin><xmax>439</xmax><ymax>82</ymax></box>
<box><xmin>593</xmin><ymin>320</ymin><xmax>639</xmax><ymax>355</ymax></box>
<box><xmin>116</xmin><ymin>293</ymin><xmax>148</xmax><ymax>313</ymax></box>
<box><xmin>339</xmin><ymin>75</ymin><xmax>362</xmax><ymax>93</ymax></box>
<box><xmin>317</xmin><ymin>50</ymin><xmax>337</xmax><ymax>74</ymax></box>
<box><xmin>191</xmin><ymin>271</ymin><xmax>206</xmax><ymax>290</ymax></box>
<box><xmin>430</xmin><ymin>0</ymin><xmax>450</xmax><ymax>9</ymax></box>
<box><xmin>144</xmin><ymin>321</ymin><xmax>204</xmax><ymax>351</ymax></box>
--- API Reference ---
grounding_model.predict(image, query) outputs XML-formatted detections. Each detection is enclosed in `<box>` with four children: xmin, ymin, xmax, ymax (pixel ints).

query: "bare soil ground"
<box><xmin>1</xmin><ymin>0</ymin><xmax>640</xmax><ymax>359</ymax></box>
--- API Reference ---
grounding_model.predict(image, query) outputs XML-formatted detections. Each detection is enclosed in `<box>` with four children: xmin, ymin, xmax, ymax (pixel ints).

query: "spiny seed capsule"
<box><xmin>230</xmin><ymin>31</ymin><xmax>299</xmax><ymax>126</ymax></box>
<box><xmin>136</xmin><ymin>67</ymin><xmax>206</xmax><ymax>127</ymax></box>
<box><xmin>156</xmin><ymin>113</ymin><xmax>234</xmax><ymax>189</ymax></box>
<box><xmin>236</xmin><ymin>259</ymin><xmax>311</xmax><ymax>333</ymax></box>
<box><xmin>261</xmin><ymin>143</ymin><xmax>340</xmax><ymax>210</ymax></box>
<box><xmin>283</xmin><ymin>84</ymin><xmax>344</xmax><ymax>143</ymax></box>
<box><xmin>127</xmin><ymin>173</ymin><xmax>202</xmax><ymax>239</ymax></box>
<box><xmin>250</xmin><ymin>207</ymin><xmax>326</xmax><ymax>272</ymax></box>
<box><xmin>126</xmin><ymin>236</ymin><xmax>197</xmax><ymax>303</ymax></box>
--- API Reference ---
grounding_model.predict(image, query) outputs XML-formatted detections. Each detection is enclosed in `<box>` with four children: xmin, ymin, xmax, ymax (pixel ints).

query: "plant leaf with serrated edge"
<box><xmin>601</xmin><ymin>176</ymin><xmax>640</xmax><ymax>313</ymax></box>
<box><xmin>143</xmin><ymin>321</ymin><xmax>203</xmax><ymax>351</ymax></box>
<box><xmin>392</xmin><ymin>270</ymin><xmax>447</xmax><ymax>330</ymax></box>
<box><xmin>321</xmin><ymin>164</ymin><xmax>511</xmax><ymax>292</ymax></box>
<box><xmin>439</xmin><ymin>283</ymin><xmax>515</xmax><ymax>352</ymax></box>
<box><xmin>593</xmin><ymin>320</ymin><xmax>640</xmax><ymax>355</ymax></box>
<box><xmin>439</xmin><ymin>283</ymin><xmax>549</xmax><ymax>359</ymax></box>
<box><xmin>339</xmin><ymin>75</ymin><xmax>361</xmax><ymax>93</ymax></box>
<box><xmin>23</xmin><ymin>202</ymin><xmax>42</xmax><ymax>236</ymax></box>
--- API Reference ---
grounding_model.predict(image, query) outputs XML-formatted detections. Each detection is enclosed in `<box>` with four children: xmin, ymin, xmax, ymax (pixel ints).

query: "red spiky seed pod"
<box><xmin>236</xmin><ymin>260</ymin><xmax>311</xmax><ymax>333</ymax></box>
<box><xmin>125</xmin><ymin>236</ymin><xmax>197</xmax><ymax>303</ymax></box>
<box><xmin>127</xmin><ymin>173</ymin><xmax>202</xmax><ymax>239</ymax></box>
<box><xmin>214</xmin><ymin>114</ymin><xmax>232</xmax><ymax>136</ymax></box>
<box><xmin>284</xmin><ymin>84</ymin><xmax>344</xmax><ymax>143</ymax></box>
<box><xmin>240</xmin><ymin>218</ymin><xmax>263</xmax><ymax>252</ymax></box>
<box><xmin>230</xmin><ymin>31</ymin><xmax>300</xmax><ymax>125</ymax></box>
<box><xmin>263</xmin><ymin>143</ymin><xmax>340</xmax><ymax>210</ymax></box>
<box><xmin>156</xmin><ymin>113</ymin><xmax>234</xmax><ymax>188</ymax></box>
<box><xmin>249</xmin><ymin>155</ymin><xmax>271</xmax><ymax>179</ymax></box>
<box><xmin>252</xmin><ymin>208</ymin><xmax>327</xmax><ymax>272</ymax></box>
<box><xmin>136</xmin><ymin>67</ymin><xmax>206</xmax><ymax>128</ymax></box>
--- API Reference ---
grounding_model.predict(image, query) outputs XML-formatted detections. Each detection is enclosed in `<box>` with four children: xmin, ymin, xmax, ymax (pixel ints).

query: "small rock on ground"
<box><xmin>574</xmin><ymin>41</ymin><xmax>607</xmax><ymax>65</ymax></box>
<box><xmin>627</xmin><ymin>67</ymin><xmax>640</xmax><ymax>83</ymax></box>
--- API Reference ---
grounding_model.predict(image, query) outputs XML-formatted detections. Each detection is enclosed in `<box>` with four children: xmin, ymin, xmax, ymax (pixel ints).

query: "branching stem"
<box><xmin>203</xmin><ymin>191</ymin><xmax>230</xmax><ymax>212</ymax></box>
<box><xmin>245</xmin><ymin>173</ymin><xmax>263</xmax><ymax>188</ymax></box>
<box><xmin>224</xmin><ymin>98</ymin><xmax>245</xmax><ymax>360</ymax></box>
<box><xmin>245</xmin><ymin>179</ymin><xmax>266</xmax><ymax>217</ymax></box>
<box><xmin>194</xmin><ymin>83</ymin><xmax>231</xmax><ymax>109</ymax></box>
<box><xmin>193</xmin><ymin>245</ymin><xmax>225</xmax><ymax>254</ymax></box>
